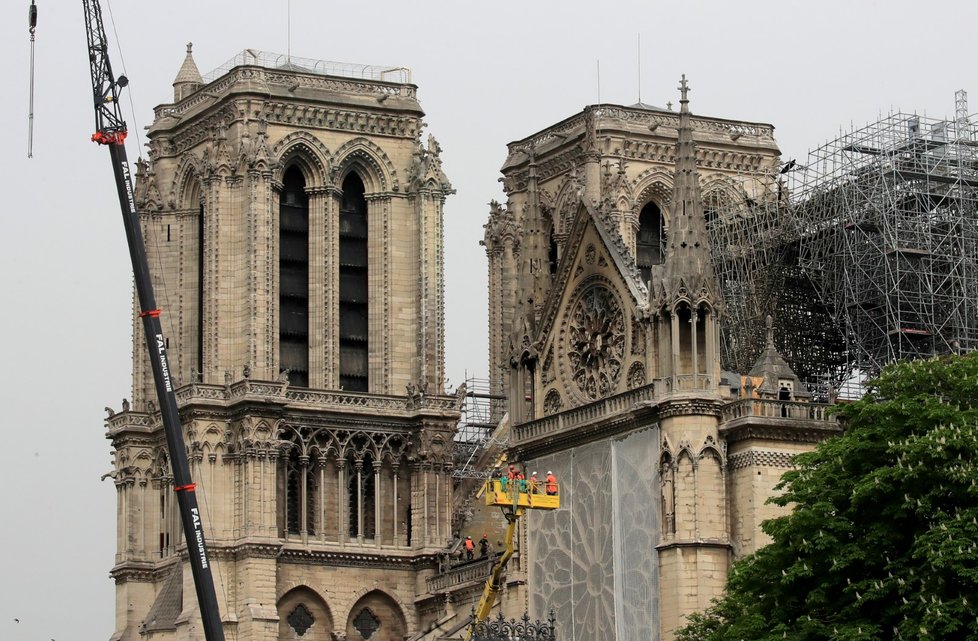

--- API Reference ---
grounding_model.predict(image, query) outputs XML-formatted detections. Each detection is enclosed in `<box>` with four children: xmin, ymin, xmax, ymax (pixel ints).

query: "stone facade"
<box><xmin>491</xmin><ymin>81</ymin><xmax>842</xmax><ymax>640</ymax></box>
<box><xmin>106</xmin><ymin>46</ymin><xmax>844</xmax><ymax>641</ymax></box>
<box><xmin>106</xmin><ymin>47</ymin><xmax>458</xmax><ymax>641</ymax></box>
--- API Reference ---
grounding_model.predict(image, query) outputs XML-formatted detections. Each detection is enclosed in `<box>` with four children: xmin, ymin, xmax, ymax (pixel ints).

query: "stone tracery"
<box><xmin>564</xmin><ymin>282</ymin><xmax>625</xmax><ymax>400</ymax></box>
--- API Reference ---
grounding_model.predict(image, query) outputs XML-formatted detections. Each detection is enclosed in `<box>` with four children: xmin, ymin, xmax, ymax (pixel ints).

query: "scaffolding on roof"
<box><xmin>202</xmin><ymin>49</ymin><xmax>412</xmax><ymax>84</ymax></box>
<box><xmin>793</xmin><ymin>100</ymin><xmax>978</xmax><ymax>374</ymax></box>
<box><xmin>705</xmin><ymin>161</ymin><xmax>847</xmax><ymax>398</ymax></box>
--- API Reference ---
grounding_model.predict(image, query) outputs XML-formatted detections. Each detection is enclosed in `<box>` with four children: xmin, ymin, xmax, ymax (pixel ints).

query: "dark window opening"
<box><xmin>637</xmin><ymin>202</ymin><xmax>667</xmax><ymax>282</ymax></box>
<box><xmin>340</xmin><ymin>173</ymin><xmax>368</xmax><ymax>392</ymax></box>
<box><xmin>353</xmin><ymin>608</ymin><xmax>380</xmax><ymax>640</ymax></box>
<box><xmin>287</xmin><ymin>604</ymin><xmax>315</xmax><ymax>637</ymax></box>
<box><xmin>197</xmin><ymin>203</ymin><xmax>204</xmax><ymax>376</ymax></box>
<box><xmin>280</xmin><ymin>167</ymin><xmax>309</xmax><ymax>387</ymax></box>
<box><xmin>348</xmin><ymin>453</ymin><xmax>376</xmax><ymax>539</ymax></box>
<box><xmin>548</xmin><ymin>228</ymin><xmax>559</xmax><ymax>275</ymax></box>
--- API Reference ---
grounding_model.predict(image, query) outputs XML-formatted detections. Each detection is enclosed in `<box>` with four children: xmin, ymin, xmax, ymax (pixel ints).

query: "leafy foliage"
<box><xmin>676</xmin><ymin>354</ymin><xmax>978</xmax><ymax>641</ymax></box>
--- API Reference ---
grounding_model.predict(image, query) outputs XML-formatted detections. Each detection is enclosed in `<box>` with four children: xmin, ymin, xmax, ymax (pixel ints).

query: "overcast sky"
<box><xmin>2</xmin><ymin>1</ymin><xmax>976</xmax><ymax>639</ymax></box>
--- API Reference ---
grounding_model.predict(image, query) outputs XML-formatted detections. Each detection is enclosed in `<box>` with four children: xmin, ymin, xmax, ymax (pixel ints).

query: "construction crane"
<box><xmin>464</xmin><ymin>479</ymin><xmax>559</xmax><ymax>641</ymax></box>
<box><xmin>80</xmin><ymin>2</ymin><xmax>226</xmax><ymax>640</ymax></box>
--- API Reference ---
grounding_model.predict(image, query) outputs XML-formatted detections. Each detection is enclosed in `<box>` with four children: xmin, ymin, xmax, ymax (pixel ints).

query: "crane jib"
<box><xmin>82</xmin><ymin>2</ymin><xmax>226</xmax><ymax>640</ymax></box>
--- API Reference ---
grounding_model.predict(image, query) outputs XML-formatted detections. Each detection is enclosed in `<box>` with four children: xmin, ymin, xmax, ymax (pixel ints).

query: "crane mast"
<box><xmin>81</xmin><ymin>2</ymin><xmax>226</xmax><ymax>640</ymax></box>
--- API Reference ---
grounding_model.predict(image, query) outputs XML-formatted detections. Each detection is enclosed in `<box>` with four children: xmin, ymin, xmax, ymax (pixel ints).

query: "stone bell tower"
<box><xmin>105</xmin><ymin>45</ymin><xmax>458</xmax><ymax>641</ymax></box>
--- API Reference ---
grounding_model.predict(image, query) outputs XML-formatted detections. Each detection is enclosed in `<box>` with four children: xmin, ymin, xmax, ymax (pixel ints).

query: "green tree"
<box><xmin>677</xmin><ymin>354</ymin><xmax>978</xmax><ymax>641</ymax></box>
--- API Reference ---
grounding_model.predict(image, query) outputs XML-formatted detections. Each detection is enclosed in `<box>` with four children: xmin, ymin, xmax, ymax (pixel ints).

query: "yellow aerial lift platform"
<box><xmin>484</xmin><ymin>481</ymin><xmax>560</xmax><ymax>510</ymax></box>
<box><xmin>464</xmin><ymin>481</ymin><xmax>560</xmax><ymax>640</ymax></box>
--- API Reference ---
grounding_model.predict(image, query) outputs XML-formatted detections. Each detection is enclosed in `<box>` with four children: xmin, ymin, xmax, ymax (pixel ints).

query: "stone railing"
<box><xmin>155</xmin><ymin>65</ymin><xmax>416</xmax><ymax>121</ymax></box>
<box><xmin>663</xmin><ymin>375</ymin><xmax>718</xmax><ymax>393</ymax></box>
<box><xmin>721</xmin><ymin>399</ymin><xmax>837</xmax><ymax>424</ymax></box>
<box><xmin>506</xmin><ymin>105</ymin><xmax>775</xmax><ymax>157</ymax></box>
<box><xmin>514</xmin><ymin>384</ymin><xmax>656</xmax><ymax>443</ymax></box>
<box><xmin>172</xmin><ymin>381</ymin><xmax>457</xmax><ymax>414</ymax></box>
<box><xmin>426</xmin><ymin>556</ymin><xmax>495</xmax><ymax>593</ymax></box>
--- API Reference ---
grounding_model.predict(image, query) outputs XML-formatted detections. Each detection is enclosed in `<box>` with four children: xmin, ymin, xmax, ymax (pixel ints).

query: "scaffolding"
<box><xmin>453</xmin><ymin>376</ymin><xmax>507</xmax><ymax>480</ymax></box>
<box><xmin>706</xmin><ymin>164</ymin><xmax>846</xmax><ymax>395</ymax></box>
<box><xmin>794</xmin><ymin>101</ymin><xmax>978</xmax><ymax>374</ymax></box>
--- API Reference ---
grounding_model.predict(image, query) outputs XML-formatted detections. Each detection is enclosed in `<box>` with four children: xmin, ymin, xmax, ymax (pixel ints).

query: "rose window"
<box><xmin>567</xmin><ymin>285</ymin><xmax>625</xmax><ymax>400</ymax></box>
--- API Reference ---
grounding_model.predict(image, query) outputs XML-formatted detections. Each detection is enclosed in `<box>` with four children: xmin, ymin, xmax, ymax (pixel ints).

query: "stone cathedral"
<box><xmin>482</xmin><ymin>80</ymin><xmax>840</xmax><ymax>641</ymax></box>
<box><xmin>104</xmin><ymin>47</ymin><xmax>841</xmax><ymax>641</ymax></box>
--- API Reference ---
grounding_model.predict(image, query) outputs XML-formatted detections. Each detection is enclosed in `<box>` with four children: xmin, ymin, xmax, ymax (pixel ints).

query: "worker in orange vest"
<box><xmin>528</xmin><ymin>471</ymin><xmax>539</xmax><ymax>493</ymax></box>
<box><xmin>464</xmin><ymin>535</ymin><xmax>475</xmax><ymax>561</ymax></box>
<box><xmin>545</xmin><ymin>471</ymin><xmax>558</xmax><ymax>495</ymax></box>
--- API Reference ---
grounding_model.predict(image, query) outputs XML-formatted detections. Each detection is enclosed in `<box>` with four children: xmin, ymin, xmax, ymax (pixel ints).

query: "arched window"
<box><xmin>277</xmin><ymin>586</ymin><xmax>334</xmax><ymax>641</ymax></box>
<box><xmin>280</xmin><ymin>166</ymin><xmax>310</xmax><ymax>387</ymax></box>
<box><xmin>636</xmin><ymin>201</ymin><xmax>667</xmax><ymax>281</ymax></box>
<box><xmin>347</xmin><ymin>451</ymin><xmax>376</xmax><ymax>540</ymax></box>
<box><xmin>339</xmin><ymin>173</ymin><xmax>369</xmax><ymax>392</ymax></box>
<box><xmin>283</xmin><ymin>447</ymin><xmax>317</xmax><ymax>537</ymax></box>
<box><xmin>344</xmin><ymin>591</ymin><xmax>407</xmax><ymax>641</ymax></box>
<box><xmin>197</xmin><ymin>198</ymin><xmax>205</xmax><ymax>375</ymax></box>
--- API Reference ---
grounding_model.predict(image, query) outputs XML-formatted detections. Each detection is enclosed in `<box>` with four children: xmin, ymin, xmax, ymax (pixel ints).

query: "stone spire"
<box><xmin>172</xmin><ymin>43</ymin><xmax>203</xmax><ymax>102</ymax></box>
<box><xmin>651</xmin><ymin>75</ymin><xmax>723</xmax><ymax>313</ymax></box>
<box><xmin>516</xmin><ymin>147</ymin><xmax>550</xmax><ymax>332</ymax></box>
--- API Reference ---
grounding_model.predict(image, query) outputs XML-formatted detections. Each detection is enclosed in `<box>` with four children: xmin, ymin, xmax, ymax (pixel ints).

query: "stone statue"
<box><xmin>189</xmin><ymin>368</ymin><xmax>201</xmax><ymax>384</ymax></box>
<box><xmin>243</xmin><ymin>363</ymin><xmax>251</xmax><ymax>379</ymax></box>
<box><xmin>104</xmin><ymin>406</ymin><xmax>115</xmax><ymax>418</ymax></box>
<box><xmin>121</xmin><ymin>398</ymin><xmax>130</xmax><ymax>412</ymax></box>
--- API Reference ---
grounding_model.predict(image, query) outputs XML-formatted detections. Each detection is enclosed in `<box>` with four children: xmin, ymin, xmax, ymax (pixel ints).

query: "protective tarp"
<box><xmin>527</xmin><ymin>427</ymin><xmax>659</xmax><ymax>641</ymax></box>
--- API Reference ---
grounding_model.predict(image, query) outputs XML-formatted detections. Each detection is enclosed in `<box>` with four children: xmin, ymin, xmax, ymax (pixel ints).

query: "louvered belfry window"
<box><xmin>339</xmin><ymin>173</ymin><xmax>368</xmax><ymax>392</ymax></box>
<box><xmin>279</xmin><ymin>167</ymin><xmax>310</xmax><ymax>387</ymax></box>
<box><xmin>636</xmin><ymin>201</ymin><xmax>667</xmax><ymax>282</ymax></box>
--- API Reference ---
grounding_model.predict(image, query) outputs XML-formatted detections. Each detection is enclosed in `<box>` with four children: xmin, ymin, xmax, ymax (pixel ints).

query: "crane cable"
<box><xmin>27</xmin><ymin>0</ymin><xmax>37</xmax><ymax>158</ymax></box>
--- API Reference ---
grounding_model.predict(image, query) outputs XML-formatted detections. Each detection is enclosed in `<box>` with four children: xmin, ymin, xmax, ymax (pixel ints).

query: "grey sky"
<box><xmin>1</xmin><ymin>1</ymin><xmax>975</xmax><ymax>639</ymax></box>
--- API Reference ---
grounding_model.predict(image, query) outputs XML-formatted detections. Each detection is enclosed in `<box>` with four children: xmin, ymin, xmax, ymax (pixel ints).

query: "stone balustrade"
<box><xmin>426</xmin><ymin>556</ymin><xmax>495</xmax><ymax>593</ymax></box>
<box><xmin>514</xmin><ymin>384</ymin><xmax>656</xmax><ymax>443</ymax></box>
<box><xmin>721</xmin><ymin>398</ymin><xmax>837</xmax><ymax>423</ymax></box>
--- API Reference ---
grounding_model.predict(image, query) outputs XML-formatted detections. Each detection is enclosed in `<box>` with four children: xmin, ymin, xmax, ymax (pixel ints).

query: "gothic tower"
<box><xmin>491</xmin><ymin>78</ymin><xmax>829</xmax><ymax>641</ymax></box>
<box><xmin>648</xmin><ymin>77</ymin><xmax>729</xmax><ymax>635</ymax></box>
<box><xmin>105</xmin><ymin>46</ymin><xmax>458</xmax><ymax>641</ymax></box>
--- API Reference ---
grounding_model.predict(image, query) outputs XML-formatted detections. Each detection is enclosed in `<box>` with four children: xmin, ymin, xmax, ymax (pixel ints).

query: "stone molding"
<box><xmin>727</xmin><ymin>449</ymin><xmax>797</xmax><ymax>471</ymax></box>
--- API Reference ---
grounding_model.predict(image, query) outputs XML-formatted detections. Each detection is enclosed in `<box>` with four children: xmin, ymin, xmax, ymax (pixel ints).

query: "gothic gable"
<box><xmin>535</xmin><ymin>201</ymin><xmax>651</xmax><ymax>411</ymax></box>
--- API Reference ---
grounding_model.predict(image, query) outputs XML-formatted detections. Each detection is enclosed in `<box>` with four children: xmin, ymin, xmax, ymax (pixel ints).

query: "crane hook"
<box><xmin>27</xmin><ymin>0</ymin><xmax>37</xmax><ymax>158</ymax></box>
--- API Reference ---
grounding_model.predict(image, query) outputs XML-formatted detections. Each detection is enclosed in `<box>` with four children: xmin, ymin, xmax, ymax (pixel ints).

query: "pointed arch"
<box><xmin>338</xmin><ymin>172</ymin><xmax>369</xmax><ymax>392</ymax></box>
<box><xmin>701</xmin><ymin>175</ymin><xmax>747</xmax><ymax>232</ymax></box>
<box><xmin>632</xmin><ymin>168</ymin><xmax>674</xmax><ymax>215</ymax></box>
<box><xmin>272</xmin><ymin>131</ymin><xmax>333</xmax><ymax>188</ymax></box>
<box><xmin>345</xmin><ymin>589</ymin><xmax>408</xmax><ymax>641</ymax></box>
<box><xmin>280</xmin><ymin>164</ymin><xmax>311</xmax><ymax>388</ymax></box>
<box><xmin>169</xmin><ymin>154</ymin><xmax>206</xmax><ymax>211</ymax></box>
<box><xmin>332</xmin><ymin>137</ymin><xmax>398</xmax><ymax>193</ymax></box>
<box><xmin>277</xmin><ymin>585</ymin><xmax>334</xmax><ymax>641</ymax></box>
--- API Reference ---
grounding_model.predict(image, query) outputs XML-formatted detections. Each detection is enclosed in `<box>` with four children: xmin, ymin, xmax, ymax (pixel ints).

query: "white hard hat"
<box><xmin>532</xmin><ymin>471</ymin><xmax>537</xmax><ymax>475</ymax></box>
<box><xmin>547</xmin><ymin>470</ymin><xmax>552</xmax><ymax>474</ymax></box>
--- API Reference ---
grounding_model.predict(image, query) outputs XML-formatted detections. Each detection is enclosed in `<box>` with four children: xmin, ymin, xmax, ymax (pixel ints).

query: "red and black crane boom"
<box><xmin>81</xmin><ymin>2</ymin><xmax>226</xmax><ymax>639</ymax></box>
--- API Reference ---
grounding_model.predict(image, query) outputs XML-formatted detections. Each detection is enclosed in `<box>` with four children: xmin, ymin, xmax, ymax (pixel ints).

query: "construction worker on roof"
<box><xmin>464</xmin><ymin>535</ymin><xmax>475</xmax><ymax>561</ymax></box>
<box><xmin>528</xmin><ymin>471</ymin><xmax>539</xmax><ymax>493</ymax></box>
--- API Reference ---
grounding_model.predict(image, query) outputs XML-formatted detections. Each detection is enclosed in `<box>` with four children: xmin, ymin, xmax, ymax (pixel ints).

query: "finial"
<box><xmin>186</xmin><ymin>42</ymin><xmax>193</xmax><ymax>54</ymax></box>
<box><xmin>765</xmin><ymin>314</ymin><xmax>775</xmax><ymax>348</ymax></box>
<box><xmin>678</xmin><ymin>74</ymin><xmax>690</xmax><ymax>103</ymax></box>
